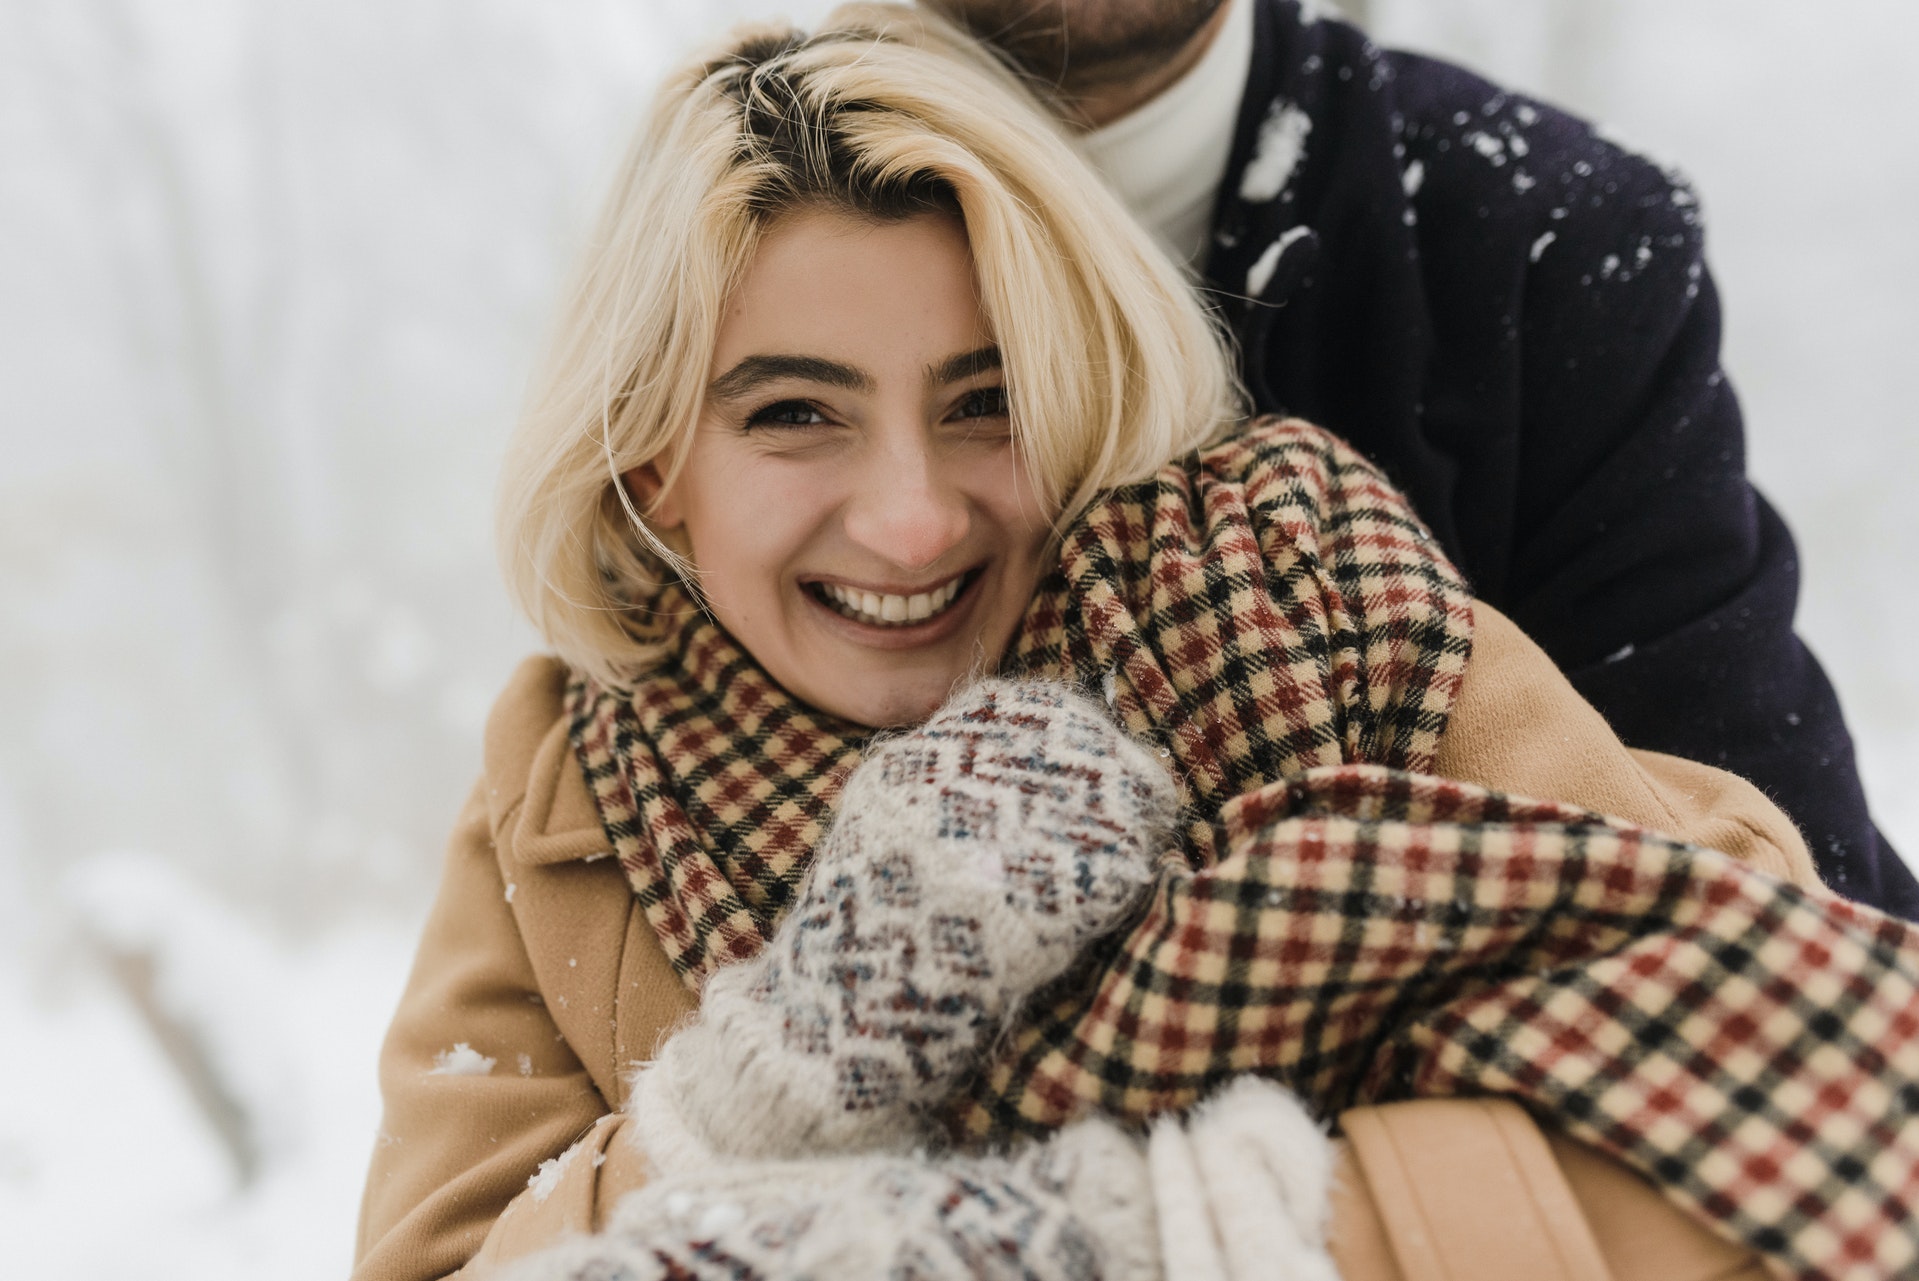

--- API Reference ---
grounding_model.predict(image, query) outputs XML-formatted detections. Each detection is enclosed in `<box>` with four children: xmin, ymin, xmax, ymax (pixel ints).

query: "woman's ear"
<box><xmin>623</xmin><ymin>463</ymin><xmax>684</xmax><ymax>529</ymax></box>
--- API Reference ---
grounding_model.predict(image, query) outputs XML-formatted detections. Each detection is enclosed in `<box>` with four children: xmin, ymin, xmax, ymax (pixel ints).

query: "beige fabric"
<box><xmin>351</xmin><ymin>607</ymin><xmax>1820</xmax><ymax>1281</ymax></box>
<box><xmin>1337</xmin><ymin>1098</ymin><xmax>1612</xmax><ymax>1281</ymax></box>
<box><xmin>1437</xmin><ymin>602</ymin><xmax>1816</xmax><ymax>886</ymax></box>
<box><xmin>1547</xmin><ymin>1131</ymin><xmax>1769</xmax><ymax>1281</ymax></box>
<box><xmin>1331</xmin><ymin>1098</ymin><xmax>1768</xmax><ymax>1281</ymax></box>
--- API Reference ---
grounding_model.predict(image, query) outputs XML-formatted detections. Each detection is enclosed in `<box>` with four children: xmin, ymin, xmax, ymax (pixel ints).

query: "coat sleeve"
<box><xmin>1489</xmin><ymin>132</ymin><xmax>1912</xmax><ymax>913</ymax></box>
<box><xmin>1436</xmin><ymin>600</ymin><xmax>1816</xmax><ymax>888</ymax></box>
<box><xmin>350</xmin><ymin>782</ymin><xmax>650</xmax><ymax>1281</ymax></box>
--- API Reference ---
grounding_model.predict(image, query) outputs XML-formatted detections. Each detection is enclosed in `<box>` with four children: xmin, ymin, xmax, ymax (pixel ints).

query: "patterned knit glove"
<box><xmin>632</xmin><ymin>679</ymin><xmax>1178</xmax><ymax>1168</ymax></box>
<box><xmin>506</xmin><ymin>1079</ymin><xmax>1336</xmax><ymax>1281</ymax></box>
<box><xmin>506</xmin><ymin>1113</ymin><xmax>1160</xmax><ymax>1281</ymax></box>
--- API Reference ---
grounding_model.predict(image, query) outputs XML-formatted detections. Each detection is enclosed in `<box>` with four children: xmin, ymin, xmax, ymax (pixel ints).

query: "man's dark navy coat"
<box><xmin>1201</xmin><ymin>0</ymin><xmax>1916</xmax><ymax>915</ymax></box>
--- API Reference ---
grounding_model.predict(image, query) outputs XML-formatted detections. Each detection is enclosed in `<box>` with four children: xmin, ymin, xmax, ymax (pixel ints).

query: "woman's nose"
<box><xmin>841</xmin><ymin>439</ymin><xmax>970</xmax><ymax>571</ymax></box>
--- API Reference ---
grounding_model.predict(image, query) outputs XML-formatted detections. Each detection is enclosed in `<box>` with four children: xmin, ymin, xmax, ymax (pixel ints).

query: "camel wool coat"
<box><xmin>351</xmin><ymin>601</ymin><xmax>1815</xmax><ymax>1281</ymax></box>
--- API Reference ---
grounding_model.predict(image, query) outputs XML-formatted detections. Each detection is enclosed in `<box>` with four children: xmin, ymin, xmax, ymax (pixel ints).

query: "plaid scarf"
<box><xmin>951</xmin><ymin>764</ymin><xmax>1919</xmax><ymax>1278</ymax></box>
<box><xmin>567</xmin><ymin>418</ymin><xmax>1919</xmax><ymax>1276</ymax></box>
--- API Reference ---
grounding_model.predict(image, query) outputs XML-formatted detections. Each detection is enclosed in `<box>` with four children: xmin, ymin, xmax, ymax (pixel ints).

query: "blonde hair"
<box><xmin>497</xmin><ymin>2</ymin><xmax>1244</xmax><ymax>686</ymax></box>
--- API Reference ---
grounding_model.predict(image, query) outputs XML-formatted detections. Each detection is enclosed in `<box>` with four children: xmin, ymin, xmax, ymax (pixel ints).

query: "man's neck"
<box><xmin>1061</xmin><ymin>2</ymin><xmax>1239</xmax><ymax>129</ymax></box>
<box><xmin>1074</xmin><ymin>0</ymin><xmax>1253</xmax><ymax>265</ymax></box>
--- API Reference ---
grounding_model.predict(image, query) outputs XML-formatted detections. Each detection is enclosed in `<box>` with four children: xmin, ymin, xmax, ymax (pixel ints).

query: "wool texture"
<box><xmin>502</xmin><ymin>1116</ymin><xmax>1155</xmax><ymax>1281</ymax></box>
<box><xmin>1146</xmin><ymin>1117</ymin><xmax>1230</xmax><ymax>1281</ymax></box>
<box><xmin>1181</xmin><ymin>1077</ymin><xmax>1337</xmax><ymax>1281</ymax></box>
<box><xmin>511</xmin><ymin>1084</ymin><xmax>1329</xmax><ymax>1281</ymax></box>
<box><xmin>632</xmin><ymin>680</ymin><xmax>1175</xmax><ymax>1165</ymax></box>
<box><xmin>588</xmin><ymin>683</ymin><xmax>1329</xmax><ymax>1281</ymax></box>
<box><xmin>1147</xmin><ymin>1077</ymin><xmax>1338</xmax><ymax>1281</ymax></box>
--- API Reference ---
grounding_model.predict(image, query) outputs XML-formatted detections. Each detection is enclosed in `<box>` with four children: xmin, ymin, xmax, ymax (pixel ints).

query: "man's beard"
<box><xmin>926</xmin><ymin>0</ymin><xmax>1230</xmax><ymax>93</ymax></box>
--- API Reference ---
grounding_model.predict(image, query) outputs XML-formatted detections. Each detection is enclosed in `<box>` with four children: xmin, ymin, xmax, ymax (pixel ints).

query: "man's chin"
<box><xmin>922</xmin><ymin>0</ymin><xmax>1229</xmax><ymax>91</ymax></box>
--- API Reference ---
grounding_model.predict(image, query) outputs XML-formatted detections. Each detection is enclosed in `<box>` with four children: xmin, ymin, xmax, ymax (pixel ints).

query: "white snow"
<box><xmin>429</xmin><ymin>1043</ymin><xmax>497</xmax><ymax>1077</ymax></box>
<box><xmin>1246</xmin><ymin>226</ymin><xmax>1314</xmax><ymax>296</ymax></box>
<box><xmin>1402</xmin><ymin>159</ymin><xmax>1426</xmax><ymax>195</ymax></box>
<box><xmin>0</xmin><ymin>856</ymin><xmax>415</xmax><ymax>1281</ymax></box>
<box><xmin>1239</xmin><ymin>101</ymin><xmax>1313</xmax><ymax>202</ymax></box>
<box><xmin>1530</xmin><ymin>231</ymin><xmax>1557</xmax><ymax>262</ymax></box>
<box><xmin>527</xmin><ymin>1142</ymin><xmax>580</xmax><ymax>1203</ymax></box>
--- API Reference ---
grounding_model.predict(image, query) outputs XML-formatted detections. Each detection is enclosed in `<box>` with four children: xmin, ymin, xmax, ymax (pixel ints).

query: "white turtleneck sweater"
<box><xmin>1074</xmin><ymin>0</ymin><xmax>1256</xmax><ymax>267</ymax></box>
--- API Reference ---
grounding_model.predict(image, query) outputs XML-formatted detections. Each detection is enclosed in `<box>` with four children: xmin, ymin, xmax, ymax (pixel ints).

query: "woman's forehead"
<box><xmin>711</xmin><ymin>209</ymin><xmax>993</xmax><ymax>383</ymax></box>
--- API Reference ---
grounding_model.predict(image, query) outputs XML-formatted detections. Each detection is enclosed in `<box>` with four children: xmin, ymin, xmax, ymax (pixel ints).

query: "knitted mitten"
<box><xmin>633</xmin><ymin>679</ymin><xmax>1177</xmax><ymax>1168</ymax></box>
<box><xmin>1148</xmin><ymin>1077</ymin><xmax>1339</xmax><ymax>1281</ymax></box>
<box><xmin>503</xmin><ymin>1113</ymin><xmax>1161</xmax><ymax>1281</ymax></box>
<box><xmin>505</xmin><ymin>1079</ymin><xmax>1335</xmax><ymax>1281</ymax></box>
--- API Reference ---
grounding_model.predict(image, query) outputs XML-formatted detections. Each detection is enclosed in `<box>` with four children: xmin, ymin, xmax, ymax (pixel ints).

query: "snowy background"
<box><xmin>0</xmin><ymin>0</ymin><xmax>1913</xmax><ymax>1275</ymax></box>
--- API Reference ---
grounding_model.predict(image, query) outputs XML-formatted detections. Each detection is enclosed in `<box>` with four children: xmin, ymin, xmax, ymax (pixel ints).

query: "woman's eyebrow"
<box><xmin>708</xmin><ymin>354</ymin><xmax>873</xmax><ymax>400</ymax></box>
<box><xmin>929</xmin><ymin>344</ymin><xmax>1002</xmax><ymax>385</ymax></box>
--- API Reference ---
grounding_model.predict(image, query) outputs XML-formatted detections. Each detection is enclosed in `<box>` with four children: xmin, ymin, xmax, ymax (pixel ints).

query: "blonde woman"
<box><xmin>353</xmin><ymin>8</ymin><xmax>1919</xmax><ymax>1280</ymax></box>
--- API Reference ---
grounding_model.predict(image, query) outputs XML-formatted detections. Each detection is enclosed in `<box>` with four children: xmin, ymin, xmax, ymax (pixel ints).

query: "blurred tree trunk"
<box><xmin>81</xmin><ymin>0</ymin><xmax>316</xmax><ymax>856</ymax></box>
<box><xmin>97</xmin><ymin>938</ymin><xmax>260</xmax><ymax>1186</ymax></box>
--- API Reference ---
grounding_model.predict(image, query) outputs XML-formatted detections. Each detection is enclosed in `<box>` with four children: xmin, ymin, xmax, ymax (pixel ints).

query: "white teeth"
<box><xmin>821</xmin><ymin>575</ymin><xmax>966</xmax><ymax>627</ymax></box>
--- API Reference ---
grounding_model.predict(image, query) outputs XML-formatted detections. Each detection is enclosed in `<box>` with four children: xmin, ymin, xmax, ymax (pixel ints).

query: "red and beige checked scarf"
<box><xmin>954</xmin><ymin>764</ymin><xmax>1919</xmax><ymax>1279</ymax></box>
<box><xmin>567</xmin><ymin>418</ymin><xmax>1919</xmax><ymax>1278</ymax></box>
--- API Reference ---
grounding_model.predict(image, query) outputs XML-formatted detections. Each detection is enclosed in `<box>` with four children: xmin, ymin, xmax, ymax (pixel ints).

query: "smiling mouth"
<box><xmin>809</xmin><ymin>570</ymin><xmax>978</xmax><ymax>628</ymax></box>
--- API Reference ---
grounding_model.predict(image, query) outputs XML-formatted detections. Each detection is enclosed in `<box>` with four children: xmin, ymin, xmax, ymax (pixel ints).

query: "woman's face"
<box><xmin>630</xmin><ymin>208</ymin><xmax>1055</xmax><ymax>728</ymax></box>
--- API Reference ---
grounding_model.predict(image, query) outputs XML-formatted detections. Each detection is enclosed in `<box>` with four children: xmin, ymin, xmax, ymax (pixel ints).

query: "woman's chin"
<box><xmin>861</xmin><ymin>692</ymin><xmax>951</xmax><ymax>729</ymax></box>
<box><xmin>808</xmin><ymin>671</ymin><xmax>971</xmax><ymax>730</ymax></box>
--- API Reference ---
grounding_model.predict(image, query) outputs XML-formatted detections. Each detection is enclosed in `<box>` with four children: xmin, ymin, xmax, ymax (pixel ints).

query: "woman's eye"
<box><xmin>745</xmin><ymin>399</ymin><xmax>829</xmax><ymax>429</ymax></box>
<box><xmin>955</xmin><ymin>386</ymin><xmax>1009</xmax><ymax>419</ymax></box>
